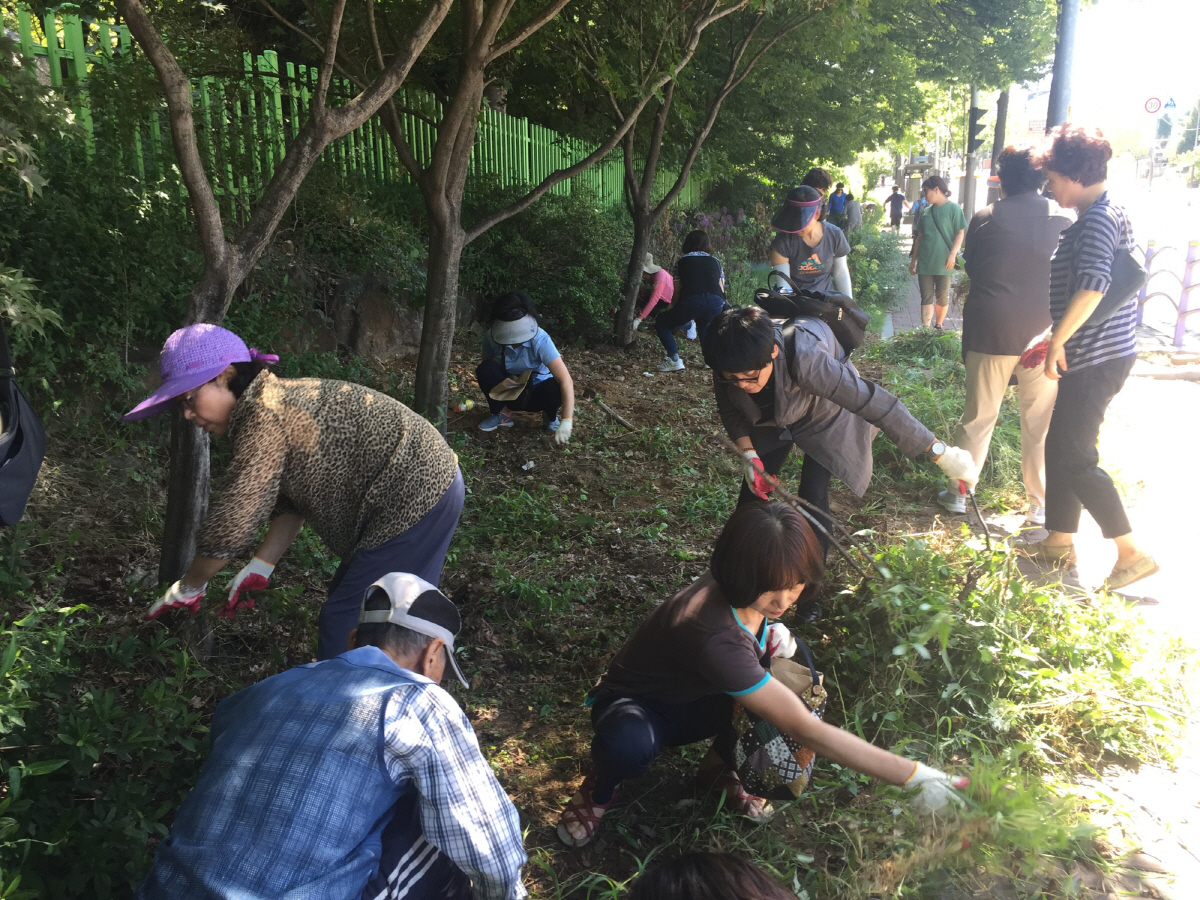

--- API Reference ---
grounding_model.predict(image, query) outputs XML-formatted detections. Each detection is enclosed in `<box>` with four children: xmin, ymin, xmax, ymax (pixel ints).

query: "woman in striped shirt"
<box><xmin>1027</xmin><ymin>125</ymin><xmax>1157</xmax><ymax>591</ymax></box>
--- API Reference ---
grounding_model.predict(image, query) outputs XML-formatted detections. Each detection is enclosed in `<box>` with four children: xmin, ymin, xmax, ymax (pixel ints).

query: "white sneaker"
<box><xmin>937</xmin><ymin>490</ymin><xmax>966</xmax><ymax>514</ymax></box>
<box><xmin>1025</xmin><ymin>505</ymin><xmax>1046</xmax><ymax>526</ymax></box>
<box><xmin>657</xmin><ymin>356</ymin><xmax>685</xmax><ymax>371</ymax></box>
<box><xmin>685</xmin><ymin>321</ymin><xmax>698</xmax><ymax>340</ymax></box>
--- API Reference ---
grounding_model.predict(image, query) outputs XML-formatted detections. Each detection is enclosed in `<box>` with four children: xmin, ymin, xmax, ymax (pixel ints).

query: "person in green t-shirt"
<box><xmin>908</xmin><ymin>175</ymin><xmax>967</xmax><ymax>330</ymax></box>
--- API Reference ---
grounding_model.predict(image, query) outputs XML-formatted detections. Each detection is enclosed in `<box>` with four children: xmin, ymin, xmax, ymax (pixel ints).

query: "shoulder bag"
<box><xmin>755</xmin><ymin>270</ymin><xmax>869</xmax><ymax>355</ymax></box>
<box><xmin>0</xmin><ymin>318</ymin><xmax>47</xmax><ymax>526</ymax></box>
<box><xmin>1081</xmin><ymin>216</ymin><xmax>1148</xmax><ymax>326</ymax></box>
<box><xmin>731</xmin><ymin>640</ymin><xmax>827</xmax><ymax>801</ymax></box>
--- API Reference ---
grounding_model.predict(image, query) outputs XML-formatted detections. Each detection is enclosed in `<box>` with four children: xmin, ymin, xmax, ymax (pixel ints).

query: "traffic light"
<box><xmin>967</xmin><ymin>106</ymin><xmax>988</xmax><ymax>155</ymax></box>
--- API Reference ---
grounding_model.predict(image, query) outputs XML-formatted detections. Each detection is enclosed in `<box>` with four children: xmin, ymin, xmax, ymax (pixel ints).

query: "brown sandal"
<box><xmin>696</xmin><ymin>765</ymin><xmax>773</xmax><ymax>821</ymax></box>
<box><xmin>556</xmin><ymin>775</ymin><xmax>618</xmax><ymax>848</ymax></box>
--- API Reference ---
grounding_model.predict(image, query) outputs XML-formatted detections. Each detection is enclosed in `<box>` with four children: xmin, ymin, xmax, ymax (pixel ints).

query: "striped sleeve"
<box><xmin>1073</xmin><ymin>205</ymin><xmax>1122</xmax><ymax>294</ymax></box>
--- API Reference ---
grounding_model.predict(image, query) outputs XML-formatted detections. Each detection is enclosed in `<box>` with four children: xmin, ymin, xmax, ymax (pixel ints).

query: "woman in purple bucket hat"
<box><xmin>124</xmin><ymin>324</ymin><xmax>464</xmax><ymax>660</ymax></box>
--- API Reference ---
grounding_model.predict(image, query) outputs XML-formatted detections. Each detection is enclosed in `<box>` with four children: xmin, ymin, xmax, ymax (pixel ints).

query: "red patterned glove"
<box><xmin>220</xmin><ymin>557</ymin><xmax>275</xmax><ymax>620</ymax></box>
<box><xmin>1019</xmin><ymin>339</ymin><xmax>1049</xmax><ymax>370</ymax></box>
<box><xmin>742</xmin><ymin>451</ymin><xmax>774</xmax><ymax>500</ymax></box>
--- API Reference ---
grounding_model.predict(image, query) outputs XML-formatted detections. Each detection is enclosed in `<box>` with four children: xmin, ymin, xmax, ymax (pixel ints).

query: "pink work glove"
<box><xmin>742</xmin><ymin>451</ymin><xmax>774</xmax><ymax>500</ymax></box>
<box><xmin>220</xmin><ymin>557</ymin><xmax>275</xmax><ymax>620</ymax></box>
<box><xmin>145</xmin><ymin>581</ymin><xmax>206</xmax><ymax>620</ymax></box>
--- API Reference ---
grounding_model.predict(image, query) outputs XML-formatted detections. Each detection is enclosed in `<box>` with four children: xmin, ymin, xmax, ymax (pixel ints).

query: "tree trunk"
<box><xmin>413</xmin><ymin>207</ymin><xmax>466</xmax><ymax>429</ymax></box>
<box><xmin>617</xmin><ymin>209</ymin><xmax>654</xmax><ymax>346</ymax></box>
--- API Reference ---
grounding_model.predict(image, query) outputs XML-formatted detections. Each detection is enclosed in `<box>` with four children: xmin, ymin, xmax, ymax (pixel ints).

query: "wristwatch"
<box><xmin>929</xmin><ymin>440</ymin><xmax>947</xmax><ymax>458</ymax></box>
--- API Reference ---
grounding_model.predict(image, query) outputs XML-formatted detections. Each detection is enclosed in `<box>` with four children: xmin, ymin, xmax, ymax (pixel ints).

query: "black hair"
<box><xmin>488</xmin><ymin>290</ymin><xmax>539</xmax><ymax>326</ymax></box>
<box><xmin>835</xmin><ymin>182</ymin><xmax>844</xmax><ymax>190</ymax></box>
<box><xmin>801</xmin><ymin>167</ymin><xmax>832</xmax><ymax>192</ymax></box>
<box><xmin>228</xmin><ymin>361</ymin><xmax>271</xmax><ymax>398</ymax></box>
<box><xmin>996</xmin><ymin>146</ymin><xmax>1045</xmax><ymax>195</ymax></box>
<box><xmin>355</xmin><ymin>588</ymin><xmax>434</xmax><ymax>658</ymax></box>
<box><xmin>702</xmin><ymin>306</ymin><xmax>776</xmax><ymax>372</ymax></box>
<box><xmin>681</xmin><ymin>230</ymin><xmax>712</xmax><ymax>254</ymax></box>
<box><xmin>628</xmin><ymin>853</ymin><xmax>795</xmax><ymax>900</ymax></box>
<box><xmin>921</xmin><ymin>175</ymin><xmax>952</xmax><ymax>197</ymax></box>
<box><xmin>710</xmin><ymin>502</ymin><xmax>823</xmax><ymax>609</ymax></box>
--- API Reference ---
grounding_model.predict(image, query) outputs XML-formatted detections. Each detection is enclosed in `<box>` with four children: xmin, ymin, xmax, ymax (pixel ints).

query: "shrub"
<box><xmin>461</xmin><ymin>186</ymin><xmax>629</xmax><ymax>343</ymax></box>
<box><xmin>847</xmin><ymin>225</ymin><xmax>910</xmax><ymax>318</ymax></box>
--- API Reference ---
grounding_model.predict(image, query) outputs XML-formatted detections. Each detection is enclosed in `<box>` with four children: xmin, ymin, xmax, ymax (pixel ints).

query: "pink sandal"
<box><xmin>556</xmin><ymin>775</ymin><xmax>618</xmax><ymax>848</ymax></box>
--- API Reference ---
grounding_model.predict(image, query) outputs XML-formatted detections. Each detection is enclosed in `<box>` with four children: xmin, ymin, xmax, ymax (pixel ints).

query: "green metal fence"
<box><xmin>13</xmin><ymin>4</ymin><xmax>704</xmax><ymax>218</ymax></box>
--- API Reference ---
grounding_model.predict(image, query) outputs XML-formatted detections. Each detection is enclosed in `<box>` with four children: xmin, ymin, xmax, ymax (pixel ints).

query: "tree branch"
<box><xmin>312</xmin><ymin>0</ymin><xmax>348</xmax><ymax>119</ymax></box>
<box><xmin>489</xmin><ymin>0</ymin><xmax>574</xmax><ymax>62</ymax></box>
<box><xmin>114</xmin><ymin>0</ymin><xmax>227</xmax><ymax>280</ymax></box>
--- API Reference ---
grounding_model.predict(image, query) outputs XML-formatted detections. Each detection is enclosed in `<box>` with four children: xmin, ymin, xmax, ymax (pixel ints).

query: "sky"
<box><xmin>1070</xmin><ymin>0</ymin><xmax>1200</xmax><ymax>145</ymax></box>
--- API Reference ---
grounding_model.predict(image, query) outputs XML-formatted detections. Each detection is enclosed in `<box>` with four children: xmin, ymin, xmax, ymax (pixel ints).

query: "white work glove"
<box><xmin>766</xmin><ymin>622</ymin><xmax>797</xmax><ymax>659</ymax></box>
<box><xmin>632</xmin><ymin>317</ymin><xmax>643</xmax><ymax>331</ymax></box>
<box><xmin>934</xmin><ymin>445</ymin><xmax>978</xmax><ymax>490</ymax></box>
<box><xmin>742</xmin><ymin>451</ymin><xmax>774</xmax><ymax>499</ymax></box>
<box><xmin>221</xmin><ymin>557</ymin><xmax>275</xmax><ymax>619</ymax></box>
<box><xmin>554</xmin><ymin>418</ymin><xmax>573</xmax><ymax>446</ymax></box>
<box><xmin>145</xmin><ymin>580</ymin><xmax>207</xmax><ymax>621</ymax></box>
<box><xmin>904</xmin><ymin>762</ymin><xmax>969</xmax><ymax>814</ymax></box>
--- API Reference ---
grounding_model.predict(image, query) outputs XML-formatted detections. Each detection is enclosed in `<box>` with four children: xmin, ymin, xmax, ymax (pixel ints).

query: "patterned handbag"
<box><xmin>731</xmin><ymin>642</ymin><xmax>827</xmax><ymax>802</ymax></box>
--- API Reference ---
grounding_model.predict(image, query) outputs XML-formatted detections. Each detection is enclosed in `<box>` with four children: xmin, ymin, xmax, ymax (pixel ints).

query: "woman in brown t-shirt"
<box><xmin>557</xmin><ymin>502</ymin><xmax>966</xmax><ymax>847</ymax></box>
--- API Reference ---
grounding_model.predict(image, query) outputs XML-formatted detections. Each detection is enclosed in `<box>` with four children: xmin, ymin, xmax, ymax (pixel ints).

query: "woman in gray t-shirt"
<box><xmin>768</xmin><ymin>185</ymin><xmax>854</xmax><ymax>296</ymax></box>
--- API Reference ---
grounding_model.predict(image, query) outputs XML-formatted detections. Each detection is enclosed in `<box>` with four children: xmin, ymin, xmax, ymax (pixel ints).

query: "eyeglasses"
<box><xmin>179</xmin><ymin>383</ymin><xmax>208</xmax><ymax>411</ymax></box>
<box><xmin>723</xmin><ymin>369</ymin><xmax>766</xmax><ymax>387</ymax></box>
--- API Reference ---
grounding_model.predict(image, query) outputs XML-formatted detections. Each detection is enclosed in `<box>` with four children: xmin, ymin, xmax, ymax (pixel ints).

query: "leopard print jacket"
<box><xmin>197</xmin><ymin>371</ymin><xmax>458</xmax><ymax>561</ymax></box>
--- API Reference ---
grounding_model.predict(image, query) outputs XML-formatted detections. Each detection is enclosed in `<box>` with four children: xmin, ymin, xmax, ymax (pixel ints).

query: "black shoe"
<box><xmin>796</xmin><ymin>599</ymin><xmax>822</xmax><ymax>624</ymax></box>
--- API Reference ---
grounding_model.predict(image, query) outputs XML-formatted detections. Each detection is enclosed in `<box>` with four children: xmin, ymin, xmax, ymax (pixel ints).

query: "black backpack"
<box><xmin>0</xmin><ymin>318</ymin><xmax>47</xmax><ymax>526</ymax></box>
<box><xmin>753</xmin><ymin>270</ymin><xmax>869</xmax><ymax>356</ymax></box>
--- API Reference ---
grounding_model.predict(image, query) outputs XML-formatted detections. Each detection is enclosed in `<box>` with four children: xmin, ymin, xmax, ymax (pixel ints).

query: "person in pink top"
<box><xmin>633</xmin><ymin>253</ymin><xmax>674</xmax><ymax>325</ymax></box>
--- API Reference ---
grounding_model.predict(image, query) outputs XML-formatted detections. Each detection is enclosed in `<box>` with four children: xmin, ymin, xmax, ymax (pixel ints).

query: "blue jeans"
<box><xmin>317</xmin><ymin>469</ymin><xmax>465</xmax><ymax>659</ymax></box>
<box><xmin>588</xmin><ymin>692</ymin><xmax>736</xmax><ymax>803</ymax></box>
<box><xmin>655</xmin><ymin>292</ymin><xmax>726</xmax><ymax>358</ymax></box>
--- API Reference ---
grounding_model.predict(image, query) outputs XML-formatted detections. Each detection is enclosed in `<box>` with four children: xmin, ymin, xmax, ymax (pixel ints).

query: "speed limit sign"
<box><xmin>1145</xmin><ymin>97</ymin><xmax>1162</xmax><ymax>114</ymax></box>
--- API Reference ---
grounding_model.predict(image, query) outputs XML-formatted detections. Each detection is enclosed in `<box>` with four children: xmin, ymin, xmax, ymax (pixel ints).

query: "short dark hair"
<box><xmin>1039</xmin><ymin>124</ymin><xmax>1111</xmax><ymax>187</ymax></box>
<box><xmin>710</xmin><ymin>502</ymin><xmax>824</xmax><ymax>609</ymax></box>
<box><xmin>997</xmin><ymin>146</ymin><xmax>1044</xmax><ymax>195</ymax></box>
<box><xmin>628</xmin><ymin>853</ymin><xmax>795</xmax><ymax>900</ymax></box>
<box><xmin>801</xmin><ymin>167</ymin><xmax>832</xmax><ymax>192</ymax></box>
<box><xmin>228</xmin><ymin>361</ymin><xmax>271</xmax><ymax>398</ymax></box>
<box><xmin>488</xmin><ymin>290</ymin><xmax>538</xmax><ymax>326</ymax></box>
<box><xmin>355</xmin><ymin>588</ymin><xmax>434</xmax><ymax>658</ymax></box>
<box><xmin>921</xmin><ymin>175</ymin><xmax>951</xmax><ymax>196</ymax></box>
<box><xmin>835</xmin><ymin>182</ymin><xmax>844</xmax><ymax>190</ymax></box>
<box><xmin>702</xmin><ymin>306</ymin><xmax>775</xmax><ymax>372</ymax></box>
<box><xmin>681</xmin><ymin>230</ymin><xmax>711</xmax><ymax>254</ymax></box>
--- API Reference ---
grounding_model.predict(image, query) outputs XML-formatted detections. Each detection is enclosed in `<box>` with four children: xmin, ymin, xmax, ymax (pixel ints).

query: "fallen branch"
<box><xmin>594</xmin><ymin>397</ymin><xmax>637</xmax><ymax>431</ymax></box>
<box><xmin>714</xmin><ymin>435</ymin><xmax>875</xmax><ymax>582</ymax></box>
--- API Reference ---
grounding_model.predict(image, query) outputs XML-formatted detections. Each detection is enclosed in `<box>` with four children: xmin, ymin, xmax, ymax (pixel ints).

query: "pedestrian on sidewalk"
<box><xmin>123</xmin><ymin>325</ymin><xmax>465</xmax><ymax>660</ymax></box>
<box><xmin>937</xmin><ymin>147</ymin><xmax>1073</xmax><ymax>523</ymax></box>
<box><xmin>653</xmin><ymin>230</ymin><xmax>726</xmax><ymax>372</ymax></box>
<box><xmin>554</xmin><ymin>503</ymin><xmax>967</xmax><ymax>849</ymax></box>
<box><xmin>136</xmin><ymin>574</ymin><xmax>528</xmax><ymax>900</ymax></box>
<box><xmin>476</xmin><ymin>290</ymin><xmax>576</xmax><ymax>443</ymax></box>
<box><xmin>802</xmin><ymin>167</ymin><xmax>833</xmax><ymax>220</ymax></box>
<box><xmin>887</xmin><ymin>185</ymin><xmax>910</xmax><ymax>231</ymax></box>
<box><xmin>908</xmin><ymin>176</ymin><xmax>966</xmax><ymax>329</ymax></box>
<box><xmin>767</xmin><ymin>186</ymin><xmax>854</xmax><ymax>298</ymax></box>
<box><xmin>1027</xmin><ymin>125</ymin><xmax>1158</xmax><ymax>591</ymax></box>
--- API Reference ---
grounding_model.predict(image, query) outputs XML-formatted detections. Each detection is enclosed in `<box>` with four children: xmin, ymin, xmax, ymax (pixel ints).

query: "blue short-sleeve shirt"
<box><xmin>482</xmin><ymin>327</ymin><xmax>562</xmax><ymax>385</ymax></box>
